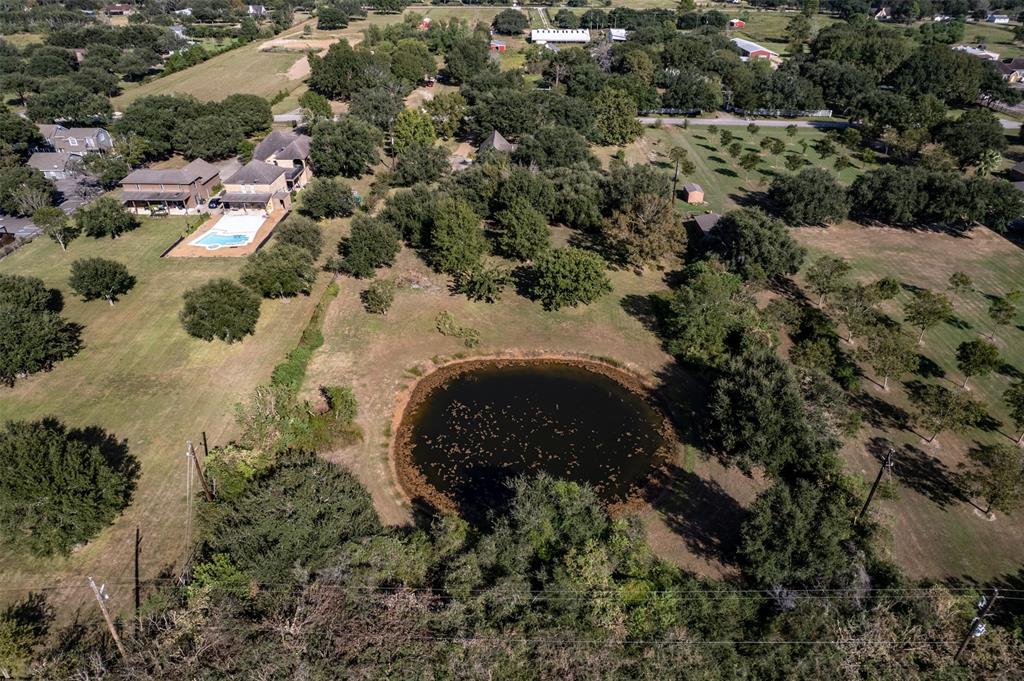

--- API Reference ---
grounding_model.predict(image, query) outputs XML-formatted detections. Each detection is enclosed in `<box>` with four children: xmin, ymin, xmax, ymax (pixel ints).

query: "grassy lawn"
<box><xmin>729</xmin><ymin>10</ymin><xmax>840</xmax><ymax>55</ymax></box>
<box><xmin>0</xmin><ymin>217</ymin><xmax>338</xmax><ymax>615</ymax></box>
<box><xmin>959</xmin><ymin>21</ymin><xmax>1024</xmax><ymax>58</ymax></box>
<box><xmin>607</xmin><ymin>125</ymin><xmax>875</xmax><ymax>214</ymax></box>
<box><xmin>2</xmin><ymin>32</ymin><xmax>45</xmax><ymax>48</ymax></box>
<box><xmin>793</xmin><ymin>223</ymin><xmax>1024</xmax><ymax>581</ymax></box>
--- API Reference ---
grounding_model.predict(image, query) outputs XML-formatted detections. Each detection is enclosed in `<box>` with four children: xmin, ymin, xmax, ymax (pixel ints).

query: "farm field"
<box><xmin>0</xmin><ymin>216</ymin><xmax>342</xmax><ymax>615</ymax></box>
<box><xmin>610</xmin><ymin>125</ymin><xmax>875</xmax><ymax>214</ymax></box>
<box><xmin>793</xmin><ymin>223</ymin><xmax>1024</xmax><ymax>581</ymax></box>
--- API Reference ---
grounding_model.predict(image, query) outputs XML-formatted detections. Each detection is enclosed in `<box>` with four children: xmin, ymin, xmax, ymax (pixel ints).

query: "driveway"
<box><xmin>54</xmin><ymin>176</ymin><xmax>102</xmax><ymax>215</ymax></box>
<box><xmin>0</xmin><ymin>215</ymin><xmax>40</xmax><ymax>240</ymax></box>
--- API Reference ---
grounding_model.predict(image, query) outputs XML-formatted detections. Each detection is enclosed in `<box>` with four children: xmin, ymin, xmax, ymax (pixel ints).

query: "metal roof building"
<box><xmin>530</xmin><ymin>29</ymin><xmax>591</xmax><ymax>44</ymax></box>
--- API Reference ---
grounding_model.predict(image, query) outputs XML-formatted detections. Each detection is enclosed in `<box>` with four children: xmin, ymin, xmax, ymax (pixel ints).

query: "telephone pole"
<box><xmin>955</xmin><ymin>589</ymin><xmax>999</xmax><ymax>662</ymax></box>
<box><xmin>88</xmin><ymin>577</ymin><xmax>127</xmax><ymax>660</ymax></box>
<box><xmin>855</xmin><ymin>448</ymin><xmax>894</xmax><ymax>525</ymax></box>
<box><xmin>133</xmin><ymin>527</ymin><xmax>142</xmax><ymax>635</ymax></box>
<box><xmin>186</xmin><ymin>440</ymin><xmax>214</xmax><ymax>502</ymax></box>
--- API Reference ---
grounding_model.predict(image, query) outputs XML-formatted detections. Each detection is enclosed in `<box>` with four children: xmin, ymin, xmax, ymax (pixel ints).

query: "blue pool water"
<box><xmin>193</xmin><ymin>232</ymin><xmax>250</xmax><ymax>248</ymax></box>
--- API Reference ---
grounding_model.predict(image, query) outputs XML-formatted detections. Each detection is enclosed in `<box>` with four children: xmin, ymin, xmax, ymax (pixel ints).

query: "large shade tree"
<box><xmin>180</xmin><ymin>279</ymin><xmax>261</xmax><ymax>343</ymax></box>
<box><xmin>0</xmin><ymin>418</ymin><xmax>137</xmax><ymax>557</ymax></box>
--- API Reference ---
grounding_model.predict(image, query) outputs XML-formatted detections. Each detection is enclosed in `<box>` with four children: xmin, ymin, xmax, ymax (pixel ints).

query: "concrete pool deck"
<box><xmin>163</xmin><ymin>210</ymin><xmax>288</xmax><ymax>258</ymax></box>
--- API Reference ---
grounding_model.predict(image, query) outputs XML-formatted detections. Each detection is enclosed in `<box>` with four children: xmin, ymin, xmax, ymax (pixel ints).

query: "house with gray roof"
<box><xmin>38</xmin><ymin>125</ymin><xmax>113</xmax><ymax>154</ymax></box>
<box><xmin>478</xmin><ymin>130</ymin><xmax>517</xmax><ymax>155</ymax></box>
<box><xmin>119</xmin><ymin>159</ymin><xmax>221</xmax><ymax>215</ymax></box>
<box><xmin>252</xmin><ymin>130</ymin><xmax>312</xmax><ymax>189</ymax></box>
<box><xmin>220</xmin><ymin>160</ymin><xmax>291</xmax><ymax>214</ymax></box>
<box><xmin>28</xmin><ymin>152</ymin><xmax>82</xmax><ymax>180</ymax></box>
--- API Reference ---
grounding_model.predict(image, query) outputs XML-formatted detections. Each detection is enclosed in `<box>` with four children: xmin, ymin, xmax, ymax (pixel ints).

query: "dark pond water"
<box><xmin>404</xmin><ymin>361</ymin><xmax>671</xmax><ymax>517</ymax></box>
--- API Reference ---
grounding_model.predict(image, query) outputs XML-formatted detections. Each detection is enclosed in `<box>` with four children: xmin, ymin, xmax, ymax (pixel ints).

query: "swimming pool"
<box><xmin>192</xmin><ymin>232</ymin><xmax>251</xmax><ymax>248</ymax></box>
<box><xmin>189</xmin><ymin>214</ymin><xmax>266</xmax><ymax>251</ymax></box>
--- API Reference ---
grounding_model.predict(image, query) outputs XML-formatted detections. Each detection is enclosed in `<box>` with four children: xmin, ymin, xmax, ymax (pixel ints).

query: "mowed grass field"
<box><xmin>793</xmin><ymin>224</ymin><xmax>1024</xmax><ymax>581</ymax></box>
<box><xmin>610</xmin><ymin>125</ymin><xmax>875</xmax><ymax>214</ymax></box>
<box><xmin>0</xmin><ymin>218</ymin><xmax>338</xmax><ymax>616</ymax></box>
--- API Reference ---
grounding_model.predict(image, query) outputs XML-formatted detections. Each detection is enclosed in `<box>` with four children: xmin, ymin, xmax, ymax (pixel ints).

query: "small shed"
<box><xmin>609</xmin><ymin>28</ymin><xmax>627</xmax><ymax>41</ymax></box>
<box><xmin>728</xmin><ymin>19</ymin><xmax>745</xmax><ymax>28</ymax></box>
<box><xmin>682</xmin><ymin>183</ymin><xmax>705</xmax><ymax>204</ymax></box>
<box><xmin>489</xmin><ymin>40</ymin><xmax>506</xmax><ymax>53</ymax></box>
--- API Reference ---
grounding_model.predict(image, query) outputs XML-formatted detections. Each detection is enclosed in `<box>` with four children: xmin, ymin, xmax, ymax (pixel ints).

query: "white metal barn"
<box><xmin>529</xmin><ymin>29</ymin><xmax>591</xmax><ymax>44</ymax></box>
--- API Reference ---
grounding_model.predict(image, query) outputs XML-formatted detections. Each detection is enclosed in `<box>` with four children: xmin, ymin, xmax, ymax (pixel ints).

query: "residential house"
<box><xmin>478</xmin><ymin>130</ymin><xmax>517</xmax><ymax>155</ymax></box>
<box><xmin>37</xmin><ymin>124</ymin><xmax>68</xmax><ymax>148</ymax></box>
<box><xmin>51</xmin><ymin>127</ymin><xmax>113</xmax><ymax>154</ymax></box>
<box><xmin>953</xmin><ymin>44</ymin><xmax>1000</xmax><ymax>61</ymax></box>
<box><xmin>987</xmin><ymin>14</ymin><xmax>1010</xmax><ymax>24</ymax></box>
<box><xmin>28</xmin><ymin>152</ymin><xmax>82</xmax><ymax>180</ymax></box>
<box><xmin>220</xmin><ymin>161</ymin><xmax>291</xmax><ymax>214</ymax></box>
<box><xmin>119</xmin><ymin>159</ymin><xmax>221</xmax><ymax>215</ymax></box>
<box><xmin>691</xmin><ymin>212</ymin><xmax>721</xmax><ymax>236</ymax></box>
<box><xmin>252</xmin><ymin>130</ymin><xmax>313</xmax><ymax>190</ymax></box>
<box><xmin>105</xmin><ymin>3</ymin><xmax>135</xmax><ymax>16</ymax></box>
<box><xmin>609</xmin><ymin>28</ymin><xmax>628</xmax><ymax>41</ymax></box>
<box><xmin>247</xmin><ymin>4</ymin><xmax>266</xmax><ymax>16</ymax></box>
<box><xmin>682</xmin><ymin>183</ymin><xmax>705</xmax><ymax>204</ymax></box>
<box><xmin>731</xmin><ymin>38</ymin><xmax>779</xmax><ymax>63</ymax></box>
<box><xmin>530</xmin><ymin>29</ymin><xmax>591</xmax><ymax>44</ymax></box>
<box><xmin>997</xmin><ymin>56</ymin><xmax>1024</xmax><ymax>82</ymax></box>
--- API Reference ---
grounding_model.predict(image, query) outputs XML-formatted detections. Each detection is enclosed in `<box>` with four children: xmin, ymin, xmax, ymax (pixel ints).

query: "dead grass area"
<box><xmin>793</xmin><ymin>222</ymin><xmax>1024</xmax><ymax>581</ymax></box>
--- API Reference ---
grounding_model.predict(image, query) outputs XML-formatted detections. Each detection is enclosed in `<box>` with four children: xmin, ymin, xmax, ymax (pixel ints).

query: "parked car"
<box><xmin>208</xmin><ymin>197</ymin><xmax>221</xmax><ymax>209</ymax></box>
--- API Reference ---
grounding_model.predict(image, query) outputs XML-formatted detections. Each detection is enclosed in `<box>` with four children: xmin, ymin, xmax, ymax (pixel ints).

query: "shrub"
<box><xmin>68</xmin><ymin>257</ymin><xmax>135</xmax><ymax>305</ymax></box>
<box><xmin>361</xmin><ymin>278</ymin><xmax>396</xmax><ymax>314</ymax></box>
<box><xmin>531</xmin><ymin>247</ymin><xmax>612</xmax><ymax>310</ymax></box>
<box><xmin>180</xmin><ymin>278</ymin><xmax>261</xmax><ymax>342</ymax></box>
<box><xmin>274</xmin><ymin>215</ymin><xmax>324</xmax><ymax>259</ymax></box>
<box><xmin>240</xmin><ymin>244</ymin><xmax>317</xmax><ymax>298</ymax></box>
<box><xmin>299</xmin><ymin>177</ymin><xmax>356</xmax><ymax>220</ymax></box>
<box><xmin>340</xmin><ymin>215</ymin><xmax>400</xmax><ymax>278</ymax></box>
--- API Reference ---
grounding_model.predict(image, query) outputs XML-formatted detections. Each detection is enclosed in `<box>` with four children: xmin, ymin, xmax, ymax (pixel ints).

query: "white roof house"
<box><xmin>530</xmin><ymin>29</ymin><xmax>591</xmax><ymax>44</ymax></box>
<box><xmin>609</xmin><ymin>28</ymin><xmax>627</xmax><ymax>42</ymax></box>
<box><xmin>987</xmin><ymin>14</ymin><xmax>1010</xmax><ymax>23</ymax></box>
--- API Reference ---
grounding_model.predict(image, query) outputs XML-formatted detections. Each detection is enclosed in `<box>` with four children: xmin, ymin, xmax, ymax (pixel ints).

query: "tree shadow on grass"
<box><xmin>715</xmin><ymin>168</ymin><xmax>739</xmax><ymax>178</ymax></box>
<box><xmin>644</xmin><ymin>462</ymin><xmax>746</xmax><ymax>566</ymax></box>
<box><xmin>851</xmin><ymin>391</ymin><xmax>910</xmax><ymax>431</ymax></box>
<box><xmin>917</xmin><ymin>354</ymin><xmax>945</xmax><ymax>379</ymax></box>
<box><xmin>999</xmin><ymin>362</ymin><xmax>1024</xmax><ymax>380</ymax></box>
<box><xmin>3</xmin><ymin>592</ymin><xmax>53</xmax><ymax>641</ymax></box>
<box><xmin>707</xmin><ymin>155</ymin><xmax>727</xmax><ymax>164</ymax></box>
<box><xmin>945</xmin><ymin>567</ymin><xmax>1024</xmax><ymax>627</ymax></box>
<box><xmin>944</xmin><ymin>315</ymin><xmax>972</xmax><ymax>331</ymax></box>
<box><xmin>620</xmin><ymin>293</ymin><xmax>661</xmax><ymax>337</ymax></box>
<box><xmin>867</xmin><ymin>436</ymin><xmax>966</xmax><ymax>509</ymax></box>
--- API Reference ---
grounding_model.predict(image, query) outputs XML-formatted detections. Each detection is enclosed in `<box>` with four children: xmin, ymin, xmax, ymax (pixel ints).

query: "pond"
<box><xmin>394</xmin><ymin>359</ymin><xmax>675</xmax><ymax>520</ymax></box>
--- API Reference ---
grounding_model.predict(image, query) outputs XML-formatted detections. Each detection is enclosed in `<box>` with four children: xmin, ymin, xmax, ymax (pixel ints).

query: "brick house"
<box><xmin>220</xmin><ymin>160</ymin><xmax>291</xmax><ymax>214</ymax></box>
<box><xmin>119</xmin><ymin>159</ymin><xmax>221</xmax><ymax>215</ymax></box>
<box><xmin>252</xmin><ymin>130</ymin><xmax>312</xmax><ymax>190</ymax></box>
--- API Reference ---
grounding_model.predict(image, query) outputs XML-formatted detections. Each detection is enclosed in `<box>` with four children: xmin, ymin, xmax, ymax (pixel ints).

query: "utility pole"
<box><xmin>955</xmin><ymin>589</ymin><xmax>999</xmax><ymax>662</ymax></box>
<box><xmin>133</xmin><ymin>527</ymin><xmax>142</xmax><ymax>636</ymax></box>
<box><xmin>201</xmin><ymin>430</ymin><xmax>210</xmax><ymax>458</ymax></box>
<box><xmin>186</xmin><ymin>440</ymin><xmax>214</xmax><ymax>502</ymax></box>
<box><xmin>855</xmin><ymin>448</ymin><xmax>895</xmax><ymax>525</ymax></box>
<box><xmin>88</xmin><ymin>577</ymin><xmax>127</xmax><ymax>660</ymax></box>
